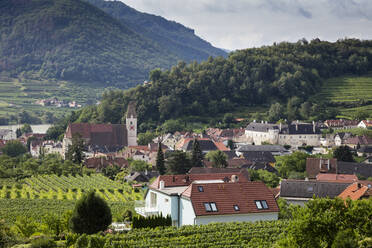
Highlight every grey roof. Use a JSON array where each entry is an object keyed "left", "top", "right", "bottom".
[
  {"left": 182, "top": 139, "right": 217, "bottom": 151},
  {"left": 358, "top": 146, "right": 372, "bottom": 153},
  {"left": 280, "top": 180, "right": 351, "bottom": 198},
  {"left": 246, "top": 122, "right": 279, "bottom": 132},
  {"left": 280, "top": 123, "right": 321, "bottom": 135},
  {"left": 247, "top": 162, "right": 278, "bottom": 174},
  {"left": 0, "top": 129, "right": 12, "bottom": 135},
  {"left": 237, "top": 145, "right": 287, "bottom": 153},
  {"left": 126, "top": 101, "right": 137, "bottom": 118},
  {"left": 338, "top": 162, "right": 372, "bottom": 178},
  {"left": 336, "top": 132, "right": 353, "bottom": 140},
  {"left": 241, "top": 151, "right": 276, "bottom": 163},
  {"left": 223, "top": 151, "right": 238, "bottom": 159}
]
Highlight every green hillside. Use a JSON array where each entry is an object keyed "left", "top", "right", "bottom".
[
  {"left": 85, "top": 0, "right": 227, "bottom": 62},
  {"left": 0, "top": 0, "right": 177, "bottom": 87},
  {"left": 71, "top": 39, "right": 372, "bottom": 129}
]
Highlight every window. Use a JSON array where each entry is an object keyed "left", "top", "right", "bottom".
[
  {"left": 307, "top": 186, "right": 314, "bottom": 193},
  {"left": 255, "top": 200, "right": 269, "bottom": 210},
  {"left": 233, "top": 205, "right": 240, "bottom": 211},
  {"left": 150, "top": 192, "right": 157, "bottom": 208},
  {"left": 255, "top": 200, "right": 262, "bottom": 209},
  {"left": 204, "top": 202, "right": 218, "bottom": 212},
  {"left": 204, "top": 203, "right": 212, "bottom": 212},
  {"left": 198, "top": 186, "right": 204, "bottom": 192}
]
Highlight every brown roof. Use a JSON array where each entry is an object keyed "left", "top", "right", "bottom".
[
  {"left": 150, "top": 172, "right": 249, "bottom": 189},
  {"left": 338, "top": 182, "right": 371, "bottom": 200},
  {"left": 345, "top": 135, "right": 372, "bottom": 146},
  {"left": 227, "top": 158, "right": 253, "bottom": 168},
  {"left": 306, "top": 158, "right": 338, "bottom": 178},
  {"left": 182, "top": 181, "right": 279, "bottom": 216},
  {"left": 324, "top": 120, "right": 359, "bottom": 127},
  {"left": 316, "top": 173, "right": 358, "bottom": 181},
  {"left": 84, "top": 156, "right": 129, "bottom": 170},
  {"left": 65, "top": 123, "right": 127, "bottom": 147}
]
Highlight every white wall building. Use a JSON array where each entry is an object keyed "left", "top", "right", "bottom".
[
  {"left": 136, "top": 173, "right": 279, "bottom": 227},
  {"left": 0, "top": 129, "right": 16, "bottom": 140},
  {"left": 245, "top": 121, "right": 321, "bottom": 148}
]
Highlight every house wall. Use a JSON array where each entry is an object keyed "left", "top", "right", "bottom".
[
  {"left": 281, "top": 197, "right": 309, "bottom": 206},
  {"left": 194, "top": 212, "right": 278, "bottom": 225},
  {"left": 245, "top": 130, "right": 278, "bottom": 145},
  {"left": 180, "top": 198, "right": 196, "bottom": 226},
  {"left": 145, "top": 189, "right": 179, "bottom": 225},
  {"left": 278, "top": 134, "right": 320, "bottom": 147}
]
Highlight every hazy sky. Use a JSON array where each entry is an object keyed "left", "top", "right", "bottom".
[{"left": 120, "top": 0, "right": 372, "bottom": 51}]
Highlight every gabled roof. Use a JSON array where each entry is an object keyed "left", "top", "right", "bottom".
[
  {"left": 182, "top": 181, "right": 279, "bottom": 216},
  {"left": 237, "top": 145, "right": 287, "bottom": 153},
  {"left": 306, "top": 158, "right": 338, "bottom": 178},
  {"left": 338, "top": 182, "right": 372, "bottom": 200},
  {"left": 180, "top": 138, "right": 229, "bottom": 152},
  {"left": 65, "top": 123, "right": 127, "bottom": 147},
  {"left": 357, "top": 146, "right": 372, "bottom": 153},
  {"left": 345, "top": 135, "right": 372, "bottom": 145},
  {"left": 126, "top": 101, "right": 137, "bottom": 118},
  {"left": 150, "top": 172, "right": 249, "bottom": 189},
  {"left": 280, "top": 123, "right": 320, "bottom": 135},
  {"left": 241, "top": 151, "right": 276, "bottom": 163},
  {"left": 280, "top": 180, "right": 351, "bottom": 199},
  {"left": 337, "top": 161, "right": 372, "bottom": 178},
  {"left": 227, "top": 158, "right": 253, "bottom": 168},
  {"left": 246, "top": 122, "right": 280, "bottom": 132},
  {"left": 316, "top": 173, "right": 358, "bottom": 181},
  {"left": 324, "top": 120, "right": 359, "bottom": 127}
]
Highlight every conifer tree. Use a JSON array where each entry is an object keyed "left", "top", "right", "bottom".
[
  {"left": 191, "top": 139, "right": 204, "bottom": 167},
  {"left": 156, "top": 142, "right": 166, "bottom": 175}
]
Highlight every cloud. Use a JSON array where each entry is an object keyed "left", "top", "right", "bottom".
[{"left": 120, "top": 0, "right": 372, "bottom": 50}]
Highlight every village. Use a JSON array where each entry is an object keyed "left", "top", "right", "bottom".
[{"left": 1, "top": 103, "right": 371, "bottom": 227}]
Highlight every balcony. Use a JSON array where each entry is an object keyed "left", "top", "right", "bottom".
[{"left": 135, "top": 201, "right": 159, "bottom": 217}]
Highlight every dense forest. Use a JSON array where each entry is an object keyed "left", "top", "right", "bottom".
[
  {"left": 85, "top": 0, "right": 227, "bottom": 62},
  {"left": 71, "top": 39, "right": 372, "bottom": 130},
  {"left": 0, "top": 0, "right": 224, "bottom": 88}
]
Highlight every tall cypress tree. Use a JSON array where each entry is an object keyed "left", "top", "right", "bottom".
[
  {"left": 191, "top": 139, "right": 204, "bottom": 167},
  {"left": 156, "top": 142, "right": 166, "bottom": 175}
]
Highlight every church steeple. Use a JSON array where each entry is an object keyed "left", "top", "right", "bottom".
[{"left": 126, "top": 101, "right": 137, "bottom": 146}]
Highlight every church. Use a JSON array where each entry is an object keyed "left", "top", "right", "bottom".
[{"left": 62, "top": 102, "right": 137, "bottom": 156}]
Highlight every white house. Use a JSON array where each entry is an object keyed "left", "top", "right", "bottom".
[
  {"left": 358, "top": 120, "right": 372, "bottom": 129},
  {"left": 0, "top": 129, "right": 16, "bottom": 140},
  {"left": 136, "top": 172, "right": 279, "bottom": 227},
  {"left": 245, "top": 121, "right": 321, "bottom": 148}
]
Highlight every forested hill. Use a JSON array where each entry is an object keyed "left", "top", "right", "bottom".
[
  {"left": 0, "top": 0, "right": 224, "bottom": 88},
  {"left": 85, "top": 0, "right": 227, "bottom": 62},
  {"left": 73, "top": 39, "right": 372, "bottom": 127}
]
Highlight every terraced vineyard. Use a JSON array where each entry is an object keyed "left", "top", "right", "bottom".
[
  {"left": 67, "top": 221, "right": 288, "bottom": 247},
  {"left": 0, "top": 174, "right": 142, "bottom": 202},
  {"left": 0, "top": 174, "right": 142, "bottom": 222},
  {"left": 315, "top": 73, "right": 372, "bottom": 103}
]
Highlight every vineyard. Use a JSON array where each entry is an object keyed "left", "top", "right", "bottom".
[
  {"left": 0, "top": 174, "right": 142, "bottom": 202},
  {"left": 68, "top": 221, "right": 287, "bottom": 247},
  {"left": 0, "top": 174, "right": 143, "bottom": 222}
]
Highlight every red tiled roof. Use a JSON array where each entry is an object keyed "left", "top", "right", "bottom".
[
  {"left": 150, "top": 172, "right": 249, "bottom": 189},
  {"left": 324, "top": 120, "right": 359, "bottom": 127},
  {"left": 182, "top": 181, "right": 279, "bottom": 216},
  {"left": 316, "top": 173, "right": 358, "bottom": 182},
  {"left": 346, "top": 135, "right": 372, "bottom": 145},
  {"left": 338, "top": 182, "right": 370, "bottom": 200}
]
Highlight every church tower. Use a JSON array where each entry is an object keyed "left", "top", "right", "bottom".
[{"left": 126, "top": 101, "right": 137, "bottom": 146}]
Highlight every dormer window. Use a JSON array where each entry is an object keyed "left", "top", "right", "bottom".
[
  {"left": 255, "top": 200, "right": 269, "bottom": 210},
  {"left": 233, "top": 205, "right": 240, "bottom": 211},
  {"left": 204, "top": 202, "right": 218, "bottom": 212},
  {"left": 198, "top": 186, "right": 204, "bottom": 192}
]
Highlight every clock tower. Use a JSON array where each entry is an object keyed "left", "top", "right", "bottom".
[{"left": 126, "top": 101, "right": 137, "bottom": 146}]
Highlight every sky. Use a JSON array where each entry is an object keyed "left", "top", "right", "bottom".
[{"left": 120, "top": 0, "right": 372, "bottom": 51}]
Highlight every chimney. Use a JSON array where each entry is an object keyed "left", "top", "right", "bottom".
[
  {"left": 296, "top": 120, "right": 299, "bottom": 131},
  {"left": 279, "top": 122, "right": 282, "bottom": 132},
  {"left": 313, "top": 121, "right": 316, "bottom": 133},
  {"left": 261, "top": 120, "right": 264, "bottom": 124},
  {"left": 159, "top": 180, "right": 165, "bottom": 190},
  {"left": 253, "top": 119, "right": 256, "bottom": 123},
  {"left": 357, "top": 183, "right": 362, "bottom": 189},
  {"left": 231, "top": 175, "right": 239, "bottom": 183}
]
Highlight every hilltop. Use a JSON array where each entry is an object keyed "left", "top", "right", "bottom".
[
  {"left": 85, "top": 0, "right": 227, "bottom": 62},
  {"left": 0, "top": 0, "right": 225, "bottom": 88}
]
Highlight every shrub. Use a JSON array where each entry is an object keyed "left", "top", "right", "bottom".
[
  {"left": 69, "top": 191, "right": 112, "bottom": 234},
  {"left": 30, "top": 236, "right": 57, "bottom": 248}
]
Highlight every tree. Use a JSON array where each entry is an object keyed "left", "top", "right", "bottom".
[
  {"left": 227, "top": 139, "right": 234, "bottom": 150},
  {"left": 206, "top": 150, "right": 228, "bottom": 168},
  {"left": 156, "top": 142, "right": 166, "bottom": 175},
  {"left": 20, "top": 123, "right": 32, "bottom": 134},
  {"left": 275, "top": 151, "right": 310, "bottom": 178},
  {"left": 130, "top": 160, "right": 150, "bottom": 172},
  {"left": 66, "top": 134, "right": 85, "bottom": 164},
  {"left": 248, "top": 169, "right": 280, "bottom": 187},
  {"left": 268, "top": 102, "right": 284, "bottom": 122},
  {"left": 15, "top": 128, "right": 22, "bottom": 138},
  {"left": 333, "top": 146, "right": 355, "bottom": 162},
  {"left": 1, "top": 140, "right": 27, "bottom": 157},
  {"left": 191, "top": 139, "right": 204, "bottom": 167},
  {"left": 166, "top": 151, "right": 191, "bottom": 174},
  {"left": 69, "top": 191, "right": 112, "bottom": 234},
  {"left": 138, "top": 131, "right": 157, "bottom": 145}
]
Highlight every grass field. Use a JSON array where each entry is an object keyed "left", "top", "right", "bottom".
[
  {"left": 0, "top": 174, "right": 142, "bottom": 223},
  {"left": 0, "top": 76, "right": 115, "bottom": 121}
]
